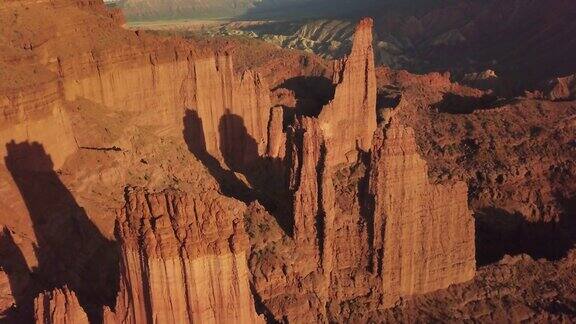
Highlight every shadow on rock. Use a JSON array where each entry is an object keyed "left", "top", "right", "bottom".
[
  {"left": 433, "top": 93, "right": 504, "bottom": 114},
  {"left": 475, "top": 207, "right": 576, "bottom": 267},
  {"left": 274, "top": 76, "right": 335, "bottom": 118},
  {"left": 0, "top": 227, "right": 30, "bottom": 319},
  {"left": 3, "top": 141, "right": 119, "bottom": 323},
  {"left": 183, "top": 109, "right": 293, "bottom": 236},
  {"left": 183, "top": 109, "right": 254, "bottom": 202}
]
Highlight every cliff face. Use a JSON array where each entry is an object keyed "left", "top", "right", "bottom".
[
  {"left": 378, "top": 63, "right": 576, "bottom": 268},
  {"left": 62, "top": 50, "right": 272, "bottom": 164},
  {"left": 1, "top": 0, "right": 272, "bottom": 171},
  {"left": 194, "top": 57, "right": 272, "bottom": 165},
  {"left": 369, "top": 121, "right": 476, "bottom": 307},
  {"left": 1, "top": 1, "right": 273, "bottom": 321},
  {"left": 106, "top": 188, "right": 261, "bottom": 324},
  {"left": 0, "top": 71, "right": 77, "bottom": 169}
]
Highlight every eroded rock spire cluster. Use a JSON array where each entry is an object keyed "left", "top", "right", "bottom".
[{"left": 0, "top": 2, "right": 476, "bottom": 322}]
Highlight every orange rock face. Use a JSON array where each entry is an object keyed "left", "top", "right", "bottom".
[
  {"left": 106, "top": 188, "right": 262, "bottom": 324},
  {"left": 0, "top": 2, "right": 481, "bottom": 319},
  {"left": 286, "top": 116, "right": 326, "bottom": 271},
  {"left": 318, "top": 18, "right": 377, "bottom": 167},
  {"left": 369, "top": 121, "right": 476, "bottom": 306},
  {"left": 185, "top": 56, "right": 272, "bottom": 165},
  {"left": 245, "top": 16, "right": 476, "bottom": 321},
  {"left": 33, "top": 287, "right": 89, "bottom": 324},
  {"left": 0, "top": 0, "right": 273, "bottom": 172}
]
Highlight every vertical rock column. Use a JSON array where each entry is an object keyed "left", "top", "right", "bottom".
[
  {"left": 107, "top": 188, "right": 262, "bottom": 324},
  {"left": 266, "top": 106, "right": 286, "bottom": 159},
  {"left": 318, "top": 17, "right": 377, "bottom": 167},
  {"left": 287, "top": 16, "right": 378, "bottom": 265},
  {"left": 287, "top": 117, "right": 326, "bottom": 273},
  {"left": 369, "top": 121, "right": 476, "bottom": 307}
]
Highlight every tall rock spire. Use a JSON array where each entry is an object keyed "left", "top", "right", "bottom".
[
  {"left": 318, "top": 17, "right": 377, "bottom": 167},
  {"left": 286, "top": 16, "right": 377, "bottom": 278}
]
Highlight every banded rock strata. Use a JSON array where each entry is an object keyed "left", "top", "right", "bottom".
[
  {"left": 105, "top": 188, "right": 262, "bottom": 324},
  {"left": 369, "top": 121, "right": 475, "bottom": 307},
  {"left": 0, "top": 0, "right": 272, "bottom": 170}
]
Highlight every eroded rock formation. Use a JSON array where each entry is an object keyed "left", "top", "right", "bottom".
[
  {"left": 106, "top": 188, "right": 262, "bottom": 324},
  {"left": 245, "top": 16, "right": 476, "bottom": 321},
  {"left": 318, "top": 18, "right": 377, "bottom": 167},
  {"left": 369, "top": 121, "right": 475, "bottom": 306},
  {"left": 3, "top": 0, "right": 572, "bottom": 322},
  {"left": 33, "top": 287, "right": 89, "bottom": 324},
  {"left": 0, "top": 0, "right": 273, "bottom": 172}
]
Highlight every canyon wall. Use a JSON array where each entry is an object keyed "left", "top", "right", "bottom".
[
  {"left": 60, "top": 50, "right": 272, "bottom": 163},
  {"left": 106, "top": 188, "right": 262, "bottom": 324},
  {"left": 1, "top": 1, "right": 273, "bottom": 321},
  {"left": 0, "top": 0, "right": 272, "bottom": 171},
  {"left": 0, "top": 72, "right": 77, "bottom": 169}
]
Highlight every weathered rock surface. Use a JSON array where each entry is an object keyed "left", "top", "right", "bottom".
[
  {"left": 1, "top": 0, "right": 274, "bottom": 321},
  {"left": 33, "top": 287, "right": 89, "bottom": 324},
  {"left": 245, "top": 17, "right": 476, "bottom": 322},
  {"left": 369, "top": 121, "right": 476, "bottom": 306},
  {"left": 318, "top": 17, "right": 377, "bottom": 167},
  {"left": 187, "top": 56, "right": 272, "bottom": 166},
  {"left": 353, "top": 250, "right": 576, "bottom": 323},
  {"left": 0, "top": 0, "right": 273, "bottom": 171},
  {"left": 287, "top": 117, "right": 324, "bottom": 265},
  {"left": 106, "top": 188, "right": 262, "bottom": 324},
  {"left": 376, "top": 65, "right": 576, "bottom": 266}
]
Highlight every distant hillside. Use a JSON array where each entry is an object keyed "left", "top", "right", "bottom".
[
  {"left": 119, "top": 0, "right": 313, "bottom": 20},
  {"left": 119, "top": 0, "right": 377, "bottom": 20}
]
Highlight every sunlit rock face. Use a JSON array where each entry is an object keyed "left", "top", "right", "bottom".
[{"left": 105, "top": 188, "right": 263, "bottom": 324}]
